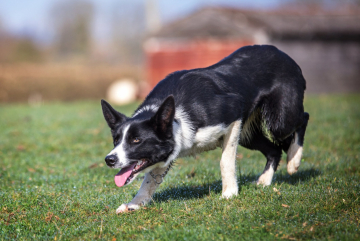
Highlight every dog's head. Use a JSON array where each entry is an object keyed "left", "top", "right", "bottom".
[{"left": 101, "top": 96, "right": 175, "bottom": 187}]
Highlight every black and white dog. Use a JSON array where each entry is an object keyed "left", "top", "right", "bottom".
[{"left": 101, "top": 45, "right": 309, "bottom": 213}]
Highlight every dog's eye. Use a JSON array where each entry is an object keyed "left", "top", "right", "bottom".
[
  {"left": 132, "top": 138, "right": 141, "bottom": 143},
  {"left": 113, "top": 138, "right": 118, "bottom": 144}
]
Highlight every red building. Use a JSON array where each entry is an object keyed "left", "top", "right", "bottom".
[
  {"left": 144, "top": 7, "right": 360, "bottom": 93},
  {"left": 144, "top": 39, "right": 253, "bottom": 89}
]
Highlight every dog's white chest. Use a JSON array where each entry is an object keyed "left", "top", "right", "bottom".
[
  {"left": 194, "top": 124, "right": 230, "bottom": 148},
  {"left": 178, "top": 124, "right": 232, "bottom": 157}
]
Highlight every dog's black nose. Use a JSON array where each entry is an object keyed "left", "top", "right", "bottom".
[{"left": 105, "top": 155, "right": 117, "bottom": 166}]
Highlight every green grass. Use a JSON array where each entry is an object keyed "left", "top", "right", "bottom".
[{"left": 1, "top": 95, "right": 359, "bottom": 240}]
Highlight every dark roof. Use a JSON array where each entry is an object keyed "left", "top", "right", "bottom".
[{"left": 152, "top": 7, "right": 360, "bottom": 41}]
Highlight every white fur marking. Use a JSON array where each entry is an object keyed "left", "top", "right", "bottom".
[
  {"left": 133, "top": 104, "right": 159, "bottom": 117},
  {"left": 220, "top": 120, "right": 241, "bottom": 199},
  {"left": 175, "top": 107, "right": 194, "bottom": 150},
  {"left": 163, "top": 106, "right": 195, "bottom": 166},
  {"left": 195, "top": 124, "right": 228, "bottom": 148},
  {"left": 108, "top": 124, "right": 130, "bottom": 168},
  {"left": 257, "top": 165, "right": 275, "bottom": 186},
  {"left": 287, "top": 132, "right": 303, "bottom": 175}
]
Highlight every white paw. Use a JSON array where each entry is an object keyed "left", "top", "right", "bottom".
[
  {"left": 257, "top": 175, "right": 272, "bottom": 186},
  {"left": 257, "top": 166, "right": 274, "bottom": 186},
  {"left": 116, "top": 204, "right": 129, "bottom": 214},
  {"left": 287, "top": 160, "right": 299, "bottom": 175},
  {"left": 115, "top": 203, "right": 141, "bottom": 214},
  {"left": 221, "top": 188, "right": 238, "bottom": 199},
  {"left": 286, "top": 137, "right": 303, "bottom": 175},
  {"left": 287, "top": 148, "right": 302, "bottom": 175},
  {"left": 127, "top": 203, "right": 141, "bottom": 211}
]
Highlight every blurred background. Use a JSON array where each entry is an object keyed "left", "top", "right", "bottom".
[{"left": 0, "top": 0, "right": 359, "bottom": 105}]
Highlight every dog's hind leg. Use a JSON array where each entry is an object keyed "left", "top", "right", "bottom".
[
  {"left": 116, "top": 165, "right": 168, "bottom": 214},
  {"left": 257, "top": 146, "right": 282, "bottom": 186},
  {"left": 220, "top": 120, "right": 241, "bottom": 199},
  {"left": 243, "top": 129, "right": 283, "bottom": 186},
  {"left": 286, "top": 112, "right": 309, "bottom": 175}
]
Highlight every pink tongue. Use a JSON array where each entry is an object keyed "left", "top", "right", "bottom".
[{"left": 114, "top": 163, "right": 137, "bottom": 187}]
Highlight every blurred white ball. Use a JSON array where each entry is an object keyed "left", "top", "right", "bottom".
[{"left": 106, "top": 79, "right": 138, "bottom": 105}]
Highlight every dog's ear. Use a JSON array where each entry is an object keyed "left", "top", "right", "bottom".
[
  {"left": 101, "top": 99, "right": 127, "bottom": 130},
  {"left": 151, "top": 95, "right": 175, "bottom": 139}
]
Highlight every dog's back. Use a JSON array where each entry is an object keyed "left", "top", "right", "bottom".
[{"left": 137, "top": 45, "right": 306, "bottom": 141}]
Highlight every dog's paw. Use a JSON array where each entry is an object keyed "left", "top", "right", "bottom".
[
  {"left": 257, "top": 166, "right": 274, "bottom": 186},
  {"left": 221, "top": 189, "right": 238, "bottom": 199},
  {"left": 257, "top": 176, "right": 272, "bottom": 186},
  {"left": 287, "top": 155, "right": 302, "bottom": 175},
  {"left": 287, "top": 161, "right": 300, "bottom": 175},
  {"left": 287, "top": 143, "right": 303, "bottom": 175},
  {"left": 116, "top": 204, "right": 129, "bottom": 214},
  {"left": 115, "top": 203, "right": 141, "bottom": 214}
]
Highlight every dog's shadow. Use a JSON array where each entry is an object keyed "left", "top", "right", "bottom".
[{"left": 152, "top": 168, "right": 321, "bottom": 203}]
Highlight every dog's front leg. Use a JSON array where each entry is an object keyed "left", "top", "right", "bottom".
[
  {"left": 220, "top": 120, "right": 241, "bottom": 199},
  {"left": 116, "top": 165, "right": 168, "bottom": 214}
]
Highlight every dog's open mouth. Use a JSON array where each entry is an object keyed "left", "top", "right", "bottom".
[{"left": 114, "top": 159, "right": 151, "bottom": 187}]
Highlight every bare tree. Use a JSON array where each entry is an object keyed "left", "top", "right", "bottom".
[
  {"left": 110, "top": 0, "right": 147, "bottom": 64},
  {"left": 50, "top": 0, "right": 94, "bottom": 57}
]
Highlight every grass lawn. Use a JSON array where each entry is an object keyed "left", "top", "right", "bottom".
[{"left": 1, "top": 95, "right": 359, "bottom": 240}]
